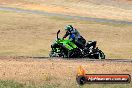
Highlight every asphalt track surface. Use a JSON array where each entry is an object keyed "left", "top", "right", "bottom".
[
  {"left": 13, "top": 56, "right": 131, "bottom": 63},
  {"left": 0, "top": 6, "right": 132, "bottom": 25},
  {"left": 0, "top": 6, "right": 131, "bottom": 62}
]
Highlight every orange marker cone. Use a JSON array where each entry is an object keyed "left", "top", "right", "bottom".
[{"left": 77, "top": 66, "right": 86, "bottom": 76}]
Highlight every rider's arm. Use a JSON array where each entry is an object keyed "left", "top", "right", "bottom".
[{"left": 63, "top": 31, "right": 69, "bottom": 38}]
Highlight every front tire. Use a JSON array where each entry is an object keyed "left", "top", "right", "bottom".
[{"left": 49, "top": 51, "right": 59, "bottom": 57}]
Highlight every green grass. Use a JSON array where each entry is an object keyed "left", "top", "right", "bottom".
[
  {"left": 0, "top": 51, "right": 18, "bottom": 56},
  {"left": 0, "top": 80, "right": 131, "bottom": 88},
  {"left": 0, "top": 80, "right": 25, "bottom": 88},
  {"left": 81, "top": 84, "right": 132, "bottom": 88},
  {"left": 0, "top": 10, "right": 12, "bottom": 13}
]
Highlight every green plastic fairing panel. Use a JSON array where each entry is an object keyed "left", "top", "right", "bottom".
[{"left": 56, "top": 39, "right": 77, "bottom": 50}]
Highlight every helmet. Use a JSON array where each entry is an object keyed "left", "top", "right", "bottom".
[{"left": 64, "top": 25, "right": 73, "bottom": 31}]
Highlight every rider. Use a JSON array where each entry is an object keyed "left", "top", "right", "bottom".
[{"left": 63, "top": 25, "right": 86, "bottom": 49}]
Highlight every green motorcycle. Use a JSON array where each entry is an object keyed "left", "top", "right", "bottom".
[{"left": 49, "top": 30, "right": 105, "bottom": 59}]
